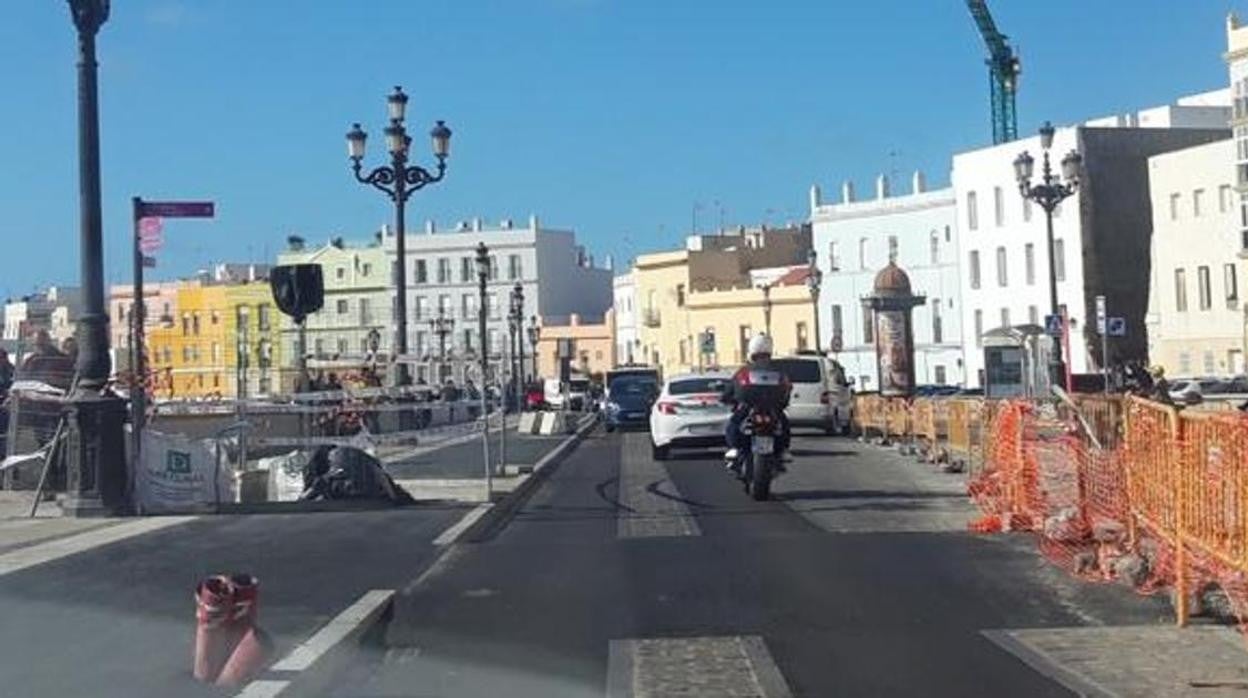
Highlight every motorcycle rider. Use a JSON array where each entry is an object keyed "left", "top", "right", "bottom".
[{"left": 723, "top": 334, "right": 792, "bottom": 475}]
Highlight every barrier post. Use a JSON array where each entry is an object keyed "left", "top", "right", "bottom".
[{"left": 1171, "top": 406, "right": 1188, "bottom": 627}]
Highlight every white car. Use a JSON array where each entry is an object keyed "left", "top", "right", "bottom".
[
  {"left": 772, "top": 354, "right": 853, "bottom": 435},
  {"left": 649, "top": 372, "right": 734, "bottom": 460}
]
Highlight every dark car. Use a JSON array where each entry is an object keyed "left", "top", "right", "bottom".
[{"left": 604, "top": 377, "right": 658, "bottom": 431}]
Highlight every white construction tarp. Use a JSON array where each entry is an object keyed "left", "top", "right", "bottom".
[{"left": 134, "top": 429, "right": 233, "bottom": 513}]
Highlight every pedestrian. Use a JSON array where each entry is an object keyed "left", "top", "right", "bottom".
[
  {"left": 20, "top": 330, "right": 66, "bottom": 387},
  {"left": 0, "top": 348, "right": 14, "bottom": 398}
]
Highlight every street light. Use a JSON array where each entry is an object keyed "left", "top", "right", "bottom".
[
  {"left": 427, "top": 307, "right": 455, "bottom": 384},
  {"left": 1015, "top": 120, "right": 1082, "bottom": 389},
  {"left": 346, "top": 86, "right": 451, "bottom": 386},
  {"left": 509, "top": 283, "right": 525, "bottom": 410},
  {"left": 761, "top": 283, "right": 774, "bottom": 336},
  {"left": 806, "top": 248, "right": 823, "bottom": 353},
  {"left": 527, "top": 317, "right": 540, "bottom": 381},
  {"left": 474, "top": 242, "right": 493, "bottom": 487},
  {"left": 64, "top": 0, "right": 128, "bottom": 515}
]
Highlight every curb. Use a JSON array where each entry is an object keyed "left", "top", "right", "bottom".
[{"left": 461, "top": 413, "right": 599, "bottom": 544}]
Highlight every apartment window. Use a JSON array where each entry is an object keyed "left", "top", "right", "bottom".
[
  {"left": 462, "top": 293, "right": 475, "bottom": 320},
  {"left": 460, "top": 257, "right": 473, "bottom": 283},
  {"left": 1198, "top": 265, "right": 1212, "bottom": 310},
  {"left": 934, "top": 366, "right": 947, "bottom": 385},
  {"left": 858, "top": 238, "right": 868, "bottom": 270},
  {"left": 211, "top": 310, "right": 220, "bottom": 325},
  {"left": 1226, "top": 264, "right": 1239, "bottom": 306},
  {"left": 192, "top": 313, "right": 201, "bottom": 335},
  {"left": 676, "top": 284, "right": 686, "bottom": 307},
  {"left": 358, "top": 298, "right": 370, "bottom": 324},
  {"left": 887, "top": 235, "right": 898, "bottom": 263},
  {"left": 414, "top": 259, "right": 428, "bottom": 284},
  {"left": 438, "top": 294, "right": 451, "bottom": 314},
  {"left": 1054, "top": 239, "right": 1066, "bottom": 281},
  {"left": 314, "top": 338, "right": 325, "bottom": 357},
  {"left": 1220, "top": 185, "right": 1233, "bottom": 213},
  {"left": 796, "top": 322, "right": 809, "bottom": 351},
  {"left": 828, "top": 242, "right": 840, "bottom": 271},
  {"left": 1000, "top": 307, "right": 1010, "bottom": 329},
  {"left": 1022, "top": 197, "right": 1032, "bottom": 222},
  {"left": 862, "top": 308, "right": 874, "bottom": 344},
  {"left": 488, "top": 329, "right": 499, "bottom": 354},
  {"left": 1204, "top": 350, "right": 1216, "bottom": 374},
  {"left": 1179, "top": 351, "right": 1192, "bottom": 375},
  {"left": 929, "top": 231, "right": 939, "bottom": 265},
  {"left": 182, "top": 314, "right": 190, "bottom": 336},
  {"left": 463, "top": 329, "right": 474, "bottom": 352},
  {"left": 437, "top": 258, "right": 451, "bottom": 283},
  {"left": 488, "top": 293, "right": 499, "bottom": 319},
  {"left": 931, "top": 299, "right": 942, "bottom": 344},
  {"left": 337, "top": 338, "right": 349, "bottom": 355},
  {"left": 945, "top": 225, "right": 952, "bottom": 242},
  {"left": 508, "top": 254, "right": 522, "bottom": 280},
  {"left": 974, "top": 310, "right": 984, "bottom": 347},
  {"left": 996, "top": 246, "right": 1008, "bottom": 287},
  {"left": 967, "top": 191, "right": 979, "bottom": 230},
  {"left": 1175, "top": 268, "right": 1188, "bottom": 312},
  {"left": 1028, "top": 305, "right": 1039, "bottom": 325},
  {"left": 738, "top": 325, "right": 752, "bottom": 363},
  {"left": 211, "top": 343, "right": 221, "bottom": 364},
  {"left": 415, "top": 296, "right": 428, "bottom": 320},
  {"left": 993, "top": 186, "right": 1005, "bottom": 227},
  {"left": 415, "top": 331, "right": 427, "bottom": 356},
  {"left": 361, "top": 263, "right": 372, "bottom": 277},
  {"left": 969, "top": 250, "right": 981, "bottom": 289},
  {"left": 830, "top": 305, "right": 843, "bottom": 344},
  {"left": 489, "top": 256, "right": 499, "bottom": 280},
  {"left": 1169, "top": 193, "right": 1181, "bottom": 221},
  {"left": 1193, "top": 189, "right": 1206, "bottom": 218},
  {"left": 1024, "top": 243, "right": 1035, "bottom": 285},
  {"left": 258, "top": 304, "right": 271, "bottom": 331},
  {"left": 337, "top": 299, "right": 349, "bottom": 314},
  {"left": 678, "top": 338, "right": 687, "bottom": 365}
]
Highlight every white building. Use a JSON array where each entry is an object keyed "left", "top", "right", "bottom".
[
  {"left": 953, "top": 97, "right": 1228, "bottom": 387},
  {"left": 810, "top": 173, "right": 964, "bottom": 389},
  {"left": 3, "top": 286, "right": 83, "bottom": 343},
  {"left": 1145, "top": 139, "right": 1244, "bottom": 376},
  {"left": 387, "top": 215, "right": 612, "bottom": 384},
  {"left": 613, "top": 271, "right": 640, "bottom": 365}
]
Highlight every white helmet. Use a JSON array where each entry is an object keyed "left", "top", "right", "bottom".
[{"left": 747, "top": 333, "right": 774, "bottom": 359}]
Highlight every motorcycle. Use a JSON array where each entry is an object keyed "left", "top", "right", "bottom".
[{"left": 726, "top": 408, "right": 784, "bottom": 501}]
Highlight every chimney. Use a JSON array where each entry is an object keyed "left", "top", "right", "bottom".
[
  {"left": 529, "top": 214, "right": 540, "bottom": 231},
  {"left": 456, "top": 220, "right": 470, "bottom": 232},
  {"left": 424, "top": 220, "right": 435, "bottom": 234},
  {"left": 604, "top": 254, "right": 614, "bottom": 271},
  {"left": 501, "top": 218, "right": 513, "bottom": 230},
  {"left": 381, "top": 224, "right": 392, "bottom": 237},
  {"left": 570, "top": 313, "right": 581, "bottom": 327},
  {"left": 876, "top": 174, "right": 890, "bottom": 200},
  {"left": 841, "top": 180, "right": 856, "bottom": 203},
  {"left": 912, "top": 170, "right": 926, "bottom": 194},
  {"left": 286, "top": 235, "right": 305, "bottom": 251},
  {"left": 472, "top": 217, "right": 482, "bottom": 232},
  {"left": 809, "top": 184, "right": 822, "bottom": 211}
]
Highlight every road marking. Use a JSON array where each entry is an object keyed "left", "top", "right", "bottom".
[
  {"left": 616, "top": 433, "right": 701, "bottom": 539},
  {"left": 606, "top": 635, "right": 793, "bottom": 698},
  {"left": 233, "top": 680, "right": 290, "bottom": 698},
  {"left": 433, "top": 503, "right": 493, "bottom": 545},
  {"left": 0, "top": 515, "right": 196, "bottom": 577},
  {"left": 268, "top": 589, "right": 394, "bottom": 673}
]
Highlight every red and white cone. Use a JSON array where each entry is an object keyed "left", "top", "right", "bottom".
[{"left": 192, "top": 576, "right": 235, "bottom": 682}]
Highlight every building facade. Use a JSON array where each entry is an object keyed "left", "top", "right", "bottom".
[
  {"left": 534, "top": 312, "right": 616, "bottom": 379},
  {"left": 952, "top": 111, "right": 1228, "bottom": 387},
  {"left": 108, "top": 281, "right": 181, "bottom": 373},
  {"left": 612, "top": 272, "right": 640, "bottom": 365},
  {"left": 3, "top": 286, "right": 83, "bottom": 343},
  {"left": 810, "top": 174, "right": 964, "bottom": 389},
  {"left": 387, "top": 216, "right": 612, "bottom": 385},
  {"left": 1226, "top": 12, "right": 1248, "bottom": 371}
]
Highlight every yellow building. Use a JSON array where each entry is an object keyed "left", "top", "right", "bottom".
[
  {"left": 147, "top": 280, "right": 281, "bottom": 398},
  {"left": 632, "top": 225, "right": 814, "bottom": 377},
  {"left": 535, "top": 311, "right": 616, "bottom": 379}
]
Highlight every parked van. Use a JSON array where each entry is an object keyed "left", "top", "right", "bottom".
[
  {"left": 544, "top": 374, "right": 590, "bottom": 410},
  {"left": 772, "top": 354, "right": 853, "bottom": 435}
]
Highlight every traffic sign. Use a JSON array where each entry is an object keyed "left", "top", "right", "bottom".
[
  {"left": 1095, "top": 295, "right": 1107, "bottom": 335},
  {"left": 138, "top": 216, "right": 163, "bottom": 254},
  {"left": 829, "top": 332, "right": 843, "bottom": 353},
  {"left": 137, "top": 201, "right": 215, "bottom": 218},
  {"left": 1107, "top": 317, "right": 1126, "bottom": 337},
  {"left": 1044, "top": 314, "right": 1063, "bottom": 337},
  {"left": 699, "top": 331, "right": 715, "bottom": 355}
]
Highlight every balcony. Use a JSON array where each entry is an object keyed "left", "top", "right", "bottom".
[{"left": 642, "top": 308, "right": 661, "bottom": 328}]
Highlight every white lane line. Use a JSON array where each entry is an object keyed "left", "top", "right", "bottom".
[
  {"left": 233, "top": 679, "right": 290, "bottom": 698},
  {"left": 433, "top": 503, "right": 493, "bottom": 546},
  {"left": 0, "top": 516, "right": 197, "bottom": 578},
  {"left": 617, "top": 433, "right": 701, "bottom": 539},
  {"left": 268, "top": 588, "right": 394, "bottom": 673},
  {"left": 606, "top": 635, "right": 793, "bottom": 698}
]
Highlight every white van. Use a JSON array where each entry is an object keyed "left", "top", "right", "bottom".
[
  {"left": 772, "top": 354, "right": 853, "bottom": 435},
  {"left": 544, "top": 375, "right": 590, "bottom": 410}
]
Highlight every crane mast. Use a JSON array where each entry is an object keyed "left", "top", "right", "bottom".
[{"left": 967, "top": 0, "right": 1020, "bottom": 144}]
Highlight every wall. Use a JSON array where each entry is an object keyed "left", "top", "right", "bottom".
[
  {"left": 613, "top": 272, "right": 639, "bottom": 365},
  {"left": 224, "top": 282, "right": 283, "bottom": 396},
  {"left": 278, "top": 242, "right": 390, "bottom": 369},
  {"left": 1146, "top": 138, "right": 1246, "bottom": 375},
  {"left": 535, "top": 311, "right": 616, "bottom": 379},
  {"left": 633, "top": 250, "right": 691, "bottom": 377},
  {"left": 148, "top": 284, "right": 229, "bottom": 397},
  {"left": 684, "top": 284, "right": 815, "bottom": 373}
]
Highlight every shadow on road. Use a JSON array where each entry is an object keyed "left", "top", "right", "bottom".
[
  {"left": 776, "top": 489, "right": 964, "bottom": 502},
  {"left": 788, "top": 448, "right": 857, "bottom": 458}
]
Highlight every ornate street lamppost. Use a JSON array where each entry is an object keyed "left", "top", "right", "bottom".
[
  {"left": 427, "top": 306, "right": 455, "bottom": 384},
  {"left": 474, "top": 242, "right": 492, "bottom": 489},
  {"left": 527, "top": 318, "right": 540, "bottom": 381},
  {"left": 806, "top": 248, "right": 823, "bottom": 353},
  {"left": 346, "top": 87, "right": 451, "bottom": 386},
  {"left": 509, "top": 283, "right": 525, "bottom": 408},
  {"left": 64, "top": 0, "right": 127, "bottom": 515},
  {"left": 1014, "top": 120, "right": 1082, "bottom": 389},
  {"left": 761, "top": 283, "right": 774, "bottom": 336}
]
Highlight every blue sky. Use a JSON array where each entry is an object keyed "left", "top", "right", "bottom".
[{"left": 0, "top": 0, "right": 1237, "bottom": 298}]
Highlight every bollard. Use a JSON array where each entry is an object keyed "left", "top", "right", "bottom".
[{"left": 192, "top": 576, "right": 235, "bottom": 682}]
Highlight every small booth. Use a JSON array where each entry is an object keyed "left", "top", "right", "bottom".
[
  {"left": 981, "top": 324, "right": 1053, "bottom": 399},
  {"left": 862, "top": 262, "right": 926, "bottom": 398}
]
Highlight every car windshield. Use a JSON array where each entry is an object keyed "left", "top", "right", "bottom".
[
  {"left": 611, "top": 379, "right": 656, "bottom": 397},
  {"left": 771, "top": 358, "right": 821, "bottom": 383},
  {"left": 668, "top": 377, "right": 731, "bottom": 395}
]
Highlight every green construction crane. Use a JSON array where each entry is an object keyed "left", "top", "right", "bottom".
[{"left": 966, "top": 0, "right": 1020, "bottom": 144}]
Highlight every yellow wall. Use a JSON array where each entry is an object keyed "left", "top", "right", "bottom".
[
  {"left": 634, "top": 250, "right": 692, "bottom": 378},
  {"left": 146, "top": 281, "right": 282, "bottom": 398},
  {"left": 535, "top": 310, "right": 616, "bottom": 379},
  {"left": 685, "top": 285, "right": 815, "bottom": 371}
]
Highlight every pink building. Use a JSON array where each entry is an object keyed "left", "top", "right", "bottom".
[{"left": 107, "top": 282, "right": 181, "bottom": 371}]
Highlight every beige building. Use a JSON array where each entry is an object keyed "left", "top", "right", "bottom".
[
  {"left": 633, "top": 225, "right": 813, "bottom": 378},
  {"left": 534, "top": 311, "right": 616, "bottom": 379}
]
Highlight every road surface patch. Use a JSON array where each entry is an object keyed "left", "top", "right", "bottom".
[
  {"left": 607, "top": 635, "right": 793, "bottom": 698},
  {"left": 617, "top": 433, "right": 701, "bottom": 539},
  {"left": 0, "top": 515, "right": 196, "bottom": 577},
  {"left": 984, "top": 625, "right": 1248, "bottom": 697}
]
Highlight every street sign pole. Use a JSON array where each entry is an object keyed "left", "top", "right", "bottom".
[
  {"left": 130, "top": 197, "right": 144, "bottom": 496},
  {"left": 1096, "top": 295, "right": 1109, "bottom": 394}
]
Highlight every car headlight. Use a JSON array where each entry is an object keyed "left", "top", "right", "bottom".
[{"left": 606, "top": 402, "right": 621, "bottom": 413}]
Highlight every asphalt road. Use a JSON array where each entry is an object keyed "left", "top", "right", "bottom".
[{"left": 326, "top": 426, "right": 1171, "bottom": 697}]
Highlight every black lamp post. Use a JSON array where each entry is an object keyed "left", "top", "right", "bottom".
[
  {"left": 1014, "top": 120, "right": 1082, "bottom": 389},
  {"left": 806, "top": 248, "right": 823, "bottom": 353},
  {"left": 509, "top": 283, "right": 525, "bottom": 407},
  {"left": 474, "top": 243, "right": 491, "bottom": 387},
  {"left": 346, "top": 87, "right": 451, "bottom": 387},
  {"left": 527, "top": 318, "right": 540, "bottom": 381},
  {"left": 64, "top": 0, "right": 127, "bottom": 516},
  {"left": 761, "top": 283, "right": 774, "bottom": 336},
  {"left": 428, "top": 307, "right": 454, "bottom": 384}
]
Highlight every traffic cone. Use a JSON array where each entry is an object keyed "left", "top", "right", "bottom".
[
  {"left": 192, "top": 576, "right": 235, "bottom": 682},
  {"left": 214, "top": 625, "right": 274, "bottom": 687}
]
